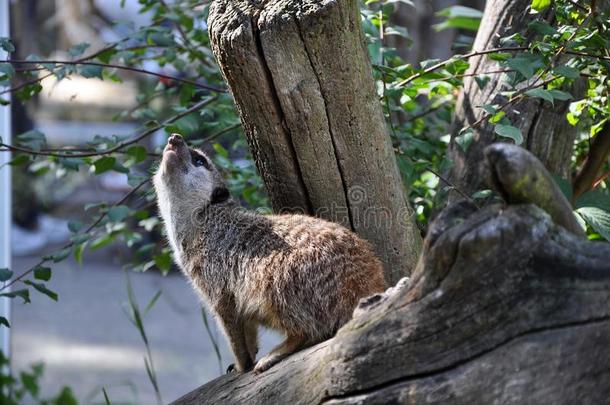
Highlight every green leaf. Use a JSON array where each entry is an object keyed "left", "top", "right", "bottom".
[
  {"left": 93, "top": 156, "right": 116, "bottom": 174},
  {"left": 0, "top": 316, "right": 9, "bottom": 328},
  {"left": 553, "top": 65, "right": 580, "bottom": 79},
  {"left": 68, "top": 220, "right": 83, "bottom": 233},
  {"left": 68, "top": 42, "right": 90, "bottom": 57},
  {"left": 528, "top": 21, "right": 557, "bottom": 36},
  {"left": 576, "top": 190, "right": 610, "bottom": 212},
  {"left": 33, "top": 266, "right": 52, "bottom": 281},
  {"left": 531, "top": 0, "right": 552, "bottom": 12},
  {"left": 45, "top": 247, "right": 72, "bottom": 263},
  {"left": 455, "top": 128, "right": 474, "bottom": 152},
  {"left": 74, "top": 242, "right": 88, "bottom": 265},
  {"left": 90, "top": 234, "right": 116, "bottom": 251},
  {"left": 24, "top": 280, "right": 58, "bottom": 301},
  {"left": 143, "top": 290, "right": 162, "bottom": 317},
  {"left": 490, "top": 111, "right": 506, "bottom": 124},
  {"left": 506, "top": 57, "right": 536, "bottom": 79},
  {"left": 53, "top": 387, "right": 78, "bottom": 405},
  {"left": 548, "top": 90, "right": 573, "bottom": 101},
  {"left": 0, "top": 289, "right": 30, "bottom": 304},
  {"left": 17, "top": 130, "right": 47, "bottom": 151},
  {"left": 153, "top": 251, "right": 172, "bottom": 275},
  {"left": 80, "top": 65, "right": 103, "bottom": 79},
  {"left": 9, "top": 155, "right": 31, "bottom": 166},
  {"left": 0, "top": 268, "right": 13, "bottom": 282},
  {"left": 0, "top": 37, "right": 15, "bottom": 52},
  {"left": 0, "top": 63, "right": 15, "bottom": 79},
  {"left": 576, "top": 207, "right": 610, "bottom": 241},
  {"left": 494, "top": 125, "right": 523, "bottom": 145},
  {"left": 126, "top": 146, "right": 148, "bottom": 163},
  {"left": 435, "top": 6, "right": 482, "bottom": 31},
  {"left": 525, "top": 88, "right": 554, "bottom": 104},
  {"left": 472, "top": 189, "right": 493, "bottom": 199},
  {"left": 108, "top": 205, "right": 130, "bottom": 222}
]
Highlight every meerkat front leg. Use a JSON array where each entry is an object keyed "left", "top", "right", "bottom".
[
  {"left": 215, "top": 300, "right": 253, "bottom": 372},
  {"left": 253, "top": 334, "right": 308, "bottom": 374},
  {"left": 244, "top": 319, "right": 259, "bottom": 361}
]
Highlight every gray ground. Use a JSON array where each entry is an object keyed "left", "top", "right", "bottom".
[{"left": 11, "top": 253, "right": 280, "bottom": 404}]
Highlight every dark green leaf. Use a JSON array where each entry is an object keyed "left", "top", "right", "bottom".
[
  {"left": 17, "top": 130, "right": 46, "bottom": 151},
  {"left": 108, "top": 205, "right": 130, "bottom": 222},
  {"left": 525, "top": 88, "right": 554, "bottom": 104},
  {"left": 0, "top": 37, "right": 15, "bottom": 52},
  {"left": 553, "top": 65, "right": 580, "bottom": 79},
  {"left": 528, "top": 21, "right": 558, "bottom": 36},
  {"left": 0, "top": 289, "right": 30, "bottom": 304},
  {"left": 0, "top": 316, "right": 9, "bottom": 328},
  {"left": 24, "top": 280, "right": 58, "bottom": 301},
  {"left": 494, "top": 124, "right": 523, "bottom": 145},
  {"left": 576, "top": 189, "right": 610, "bottom": 212},
  {"left": 153, "top": 251, "right": 172, "bottom": 275},
  {"left": 548, "top": 90, "right": 573, "bottom": 101},
  {"left": 506, "top": 57, "right": 536, "bottom": 79},
  {"left": 44, "top": 247, "right": 72, "bottom": 263},
  {"left": 68, "top": 42, "right": 90, "bottom": 57},
  {"left": 126, "top": 146, "right": 148, "bottom": 163},
  {"left": 67, "top": 220, "right": 83, "bottom": 233},
  {"left": 80, "top": 65, "right": 104, "bottom": 79},
  {"left": 0, "top": 268, "right": 13, "bottom": 282},
  {"left": 93, "top": 156, "right": 116, "bottom": 174},
  {"left": 33, "top": 266, "right": 52, "bottom": 281},
  {"left": 52, "top": 387, "right": 78, "bottom": 405},
  {"left": 9, "top": 155, "right": 31, "bottom": 166}
]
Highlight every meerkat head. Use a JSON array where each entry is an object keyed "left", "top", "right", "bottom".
[{"left": 153, "top": 133, "right": 231, "bottom": 207}]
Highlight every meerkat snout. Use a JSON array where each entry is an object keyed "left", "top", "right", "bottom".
[{"left": 153, "top": 133, "right": 386, "bottom": 375}]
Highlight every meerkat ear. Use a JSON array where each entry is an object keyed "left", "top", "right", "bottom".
[{"left": 210, "top": 187, "right": 230, "bottom": 205}]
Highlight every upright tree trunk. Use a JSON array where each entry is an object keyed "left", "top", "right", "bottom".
[
  {"left": 447, "top": 0, "right": 582, "bottom": 197},
  {"left": 209, "top": 0, "right": 423, "bottom": 283}
]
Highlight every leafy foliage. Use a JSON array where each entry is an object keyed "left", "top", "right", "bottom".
[{"left": 362, "top": 0, "right": 610, "bottom": 232}]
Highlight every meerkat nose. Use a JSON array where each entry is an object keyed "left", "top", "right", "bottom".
[{"left": 168, "top": 133, "right": 184, "bottom": 146}]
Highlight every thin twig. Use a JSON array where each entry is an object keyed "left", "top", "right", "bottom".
[
  {"left": 0, "top": 97, "right": 217, "bottom": 158},
  {"left": 395, "top": 47, "right": 528, "bottom": 88},
  {"left": 0, "top": 177, "right": 151, "bottom": 292},
  {"left": 3, "top": 59, "right": 226, "bottom": 93}
]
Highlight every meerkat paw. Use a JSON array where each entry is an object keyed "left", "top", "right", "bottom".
[{"left": 253, "top": 353, "right": 283, "bottom": 374}]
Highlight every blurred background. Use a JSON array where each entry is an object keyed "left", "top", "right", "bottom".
[{"left": 0, "top": 0, "right": 488, "bottom": 403}]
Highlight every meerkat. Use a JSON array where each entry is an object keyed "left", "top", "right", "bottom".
[{"left": 153, "top": 133, "right": 386, "bottom": 374}]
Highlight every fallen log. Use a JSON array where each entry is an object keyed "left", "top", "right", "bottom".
[{"left": 171, "top": 144, "right": 610, "bottom": 404}]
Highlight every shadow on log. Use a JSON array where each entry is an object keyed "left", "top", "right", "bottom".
[{"left": 172, "top": 145, "right": 610, "bottom": 404}]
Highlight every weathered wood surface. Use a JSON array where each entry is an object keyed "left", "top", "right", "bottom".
[
  {"left": 172, "top": 144, "right": 610, "bottom": 404},
  {"left": 447, "top": 0, "right": 583, "bottom": 198},
  {"left": 208, "top": 0, "right": 423, "bottom": 283}
]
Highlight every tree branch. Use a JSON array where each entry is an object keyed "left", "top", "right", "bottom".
[
  {"left": 0, "top": 97, "right": 217, "bottom": 158},
  {"left": 3, "top": 59, "right": 227, "bottom": 93}
]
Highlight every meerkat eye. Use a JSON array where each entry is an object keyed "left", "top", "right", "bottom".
[{"left": 191, "top": 151, "right": 211, "bottom": 170}]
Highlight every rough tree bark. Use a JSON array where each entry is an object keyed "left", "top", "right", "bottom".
[
  {"left": 208, "top": 0, "right": 423, "bottom": 283},
  {"left": 171, "top": 144, "right": 610, "bottom": 404},
  {"left": 447, "top": 0, "right": 583, "bottom": 197}
]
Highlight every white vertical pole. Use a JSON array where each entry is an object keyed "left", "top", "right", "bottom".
[{"left": 0, "top": 0, "right": 12, "bottom": 360}]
